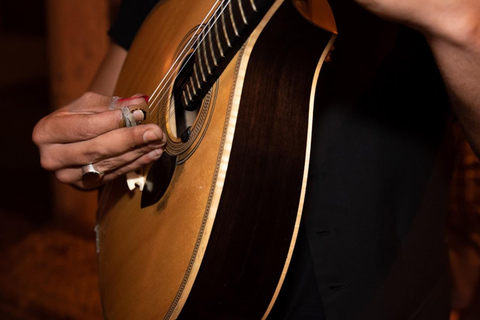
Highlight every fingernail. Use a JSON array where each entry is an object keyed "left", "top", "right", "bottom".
[
  {"left": 143, "top": 130, "right": 162, "bottom": 143},
  {"left": 148, "top": 143, "right": 166, "bottom": 149},
  {"left": 132, "top": 109, "right": 146, "bottom": 122},
  {"left": 149, "top": 148, "right": 163, "bottom": 159},
  {"left": 139, "top": 94, "right": 149, "bottom": 103}
]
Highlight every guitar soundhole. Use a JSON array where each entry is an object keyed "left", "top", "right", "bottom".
[
  {"left": 141, "top": 27, "right": 222, "bottom": 208},
  {"left": 164, "top": 28, "right": 217, "bottom": 160},
  {"left": 140, "top": 153, "right": 177, "bottom": 208}
]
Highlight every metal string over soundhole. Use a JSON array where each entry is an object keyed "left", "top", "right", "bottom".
[
  {"left": 143, "top": 1, "right": 229, "bottom": 130},
  {"left": 142, "top": 0, "right": 273, "bottom": 157},
  {"left": 166, "top": 46, "right": 217, "bottom": 160}
]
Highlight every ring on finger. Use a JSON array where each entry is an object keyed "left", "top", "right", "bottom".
[
  {"left": 121, "top": 106, "right": 140, "bottom": 127},
  {"left": 81, "top": 163, "right": 104, "bottom": 184}
]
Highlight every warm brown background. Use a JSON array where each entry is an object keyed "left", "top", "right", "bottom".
[
  {"left": 0, "top": 1, "right": 478, "bottom": 319},
  {"left": 0, "top": 1, "right": 115, "bottom": 319}
]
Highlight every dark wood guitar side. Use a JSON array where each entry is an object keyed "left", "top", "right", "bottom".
[{"left": 96, "top": 0, "right": 336, "bottom": 319}]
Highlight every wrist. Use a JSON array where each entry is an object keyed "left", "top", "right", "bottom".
[{"left": 422, "top": 9, "right": 480, "bottom": 50}]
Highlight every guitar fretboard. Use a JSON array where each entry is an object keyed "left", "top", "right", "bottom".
[{"left": 178, "top": 0, "right": 274, "bottom": 111}]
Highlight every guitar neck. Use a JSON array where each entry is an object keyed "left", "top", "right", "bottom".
[{"left": 178, "top": 0, "right": 275, "bottom": 111}]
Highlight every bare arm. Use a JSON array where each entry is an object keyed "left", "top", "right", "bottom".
[
  {"left": 427, "top": 29, "right": 480, "bottom": 157},
  {"left": 355, "top": 0, "right": 480, "bottom": 156},
  {"left": 89, "top": 43, "right": 128, "bottom": 95},
  {"left": 32, "top": 43, "right": 166, "bottom": 190}
]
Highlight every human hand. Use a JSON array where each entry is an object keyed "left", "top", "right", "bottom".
[{"left": 32, "top": 92, "right": 167, "bottom": 190}]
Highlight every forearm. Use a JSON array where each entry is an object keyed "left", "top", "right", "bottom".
[
  {"left": 355, "top": 0, "right": 480, "bottom": 157},
  {"left": 426, "top": 25, "right": 480, "bottom": 157},
  {"left": 89, "top": 43, "right": 128, "bottom": 95}
]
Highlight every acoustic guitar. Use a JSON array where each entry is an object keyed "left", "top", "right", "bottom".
[{"left": 96, "top": 0, "right": 336, "bottom": 318}]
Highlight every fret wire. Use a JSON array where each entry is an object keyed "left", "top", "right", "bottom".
[
  {"left": 237, "top": 0, "right": 248, "bottom": 24},
  {"left": 150, "top": 1, "right": 226, "bottom": 115},
  {"left": 214, "top": 21, "right": 225, "bottom": 57},
  {"left": 249, "top": 0, "right": 258, "bottom": 12},
  {"left": 148, "top": 1, "right": 223, "bottom": 113},
  {"left": 201, "top": 40, "right": 212, "bottom": 74},
  {"left": 189, "top": 77, "right": 197, "bottom": 96},
  {"left": 159, "top": 0, "right": 266, "bottom": 120},
  {"left": 153, "top": 1, "right": 242, "bottom": 125},
  {"left": 193, "top": 63, "right": 202, "bottom": 89},
  {"left": 221, "top": 11, "right": 232, "bottom": 47},
  {"left": 228, "top": 2, "right": 240, "bottom": 37},
  {"left": 197, "top": 45, "right": 207, "bottom": 82},
  {"left": 181, "top": 91, "right": 188, "bottom": 106},
  {"left": 208, "top": 31, "right": 219, "bottom": 66},
  {"left": 186, "top": 84, "right": 193, "bottom": 101},
  {"left": 178, "top": 0, "right": 242, "bottom": 113}
]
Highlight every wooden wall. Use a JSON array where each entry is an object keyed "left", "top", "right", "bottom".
[{"left": 46, "top": 0, "right": 111, "bottom": 234}]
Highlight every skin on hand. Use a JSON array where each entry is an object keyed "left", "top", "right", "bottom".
[{"left": 32, "top": 92, "right": 167, "bottom": 190}]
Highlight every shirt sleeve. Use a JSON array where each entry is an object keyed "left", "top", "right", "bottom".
[{"left": 108, "top": 0, "right": 160, "bottom": 50}]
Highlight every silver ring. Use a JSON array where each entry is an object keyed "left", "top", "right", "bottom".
[
  {"left": 81, "top": 163, "right": 104, "bottom": 184},
  {"left": 121, "top": 106, "right": 138, "bottom": 127}
]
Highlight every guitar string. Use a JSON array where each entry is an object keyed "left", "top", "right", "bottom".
[
  {"left": 147, "top": 0, "right": 231, "bottom": 120},
  {"left": 146, "top": 0, "right": 231, "bottom": 124},
  {"left": 145, "top": 0, "right": 225, "bottom": 114},
  {"left": 144, "top": 0, "right": 232, "bottom": 124},
  {"left": 146, "top": 0, "right": 247, "bottom": 131}
]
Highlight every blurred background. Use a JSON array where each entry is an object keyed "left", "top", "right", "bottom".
[
  {"left": 0, "top": 1, "right": 117, "bottom": 319},
  {"left": 0, "top": 1, "right": 478, "bottom": 319}
]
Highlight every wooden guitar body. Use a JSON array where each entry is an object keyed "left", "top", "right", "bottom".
[{"left": 96, "top": 0, "right": 336, "bottom": 319}]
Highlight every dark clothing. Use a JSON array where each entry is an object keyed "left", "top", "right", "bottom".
[
  {"left": 110, "top": 1, "right": 453, "bottom": 319},
  {"left": 108, "top": 0, "right": 160, "bottom": 50},
  {"left": 273, "top": 2, "right": 453, "bottom": 319}
]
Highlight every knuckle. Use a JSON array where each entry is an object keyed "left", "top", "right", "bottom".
[
  {"left": 54, "top": 170, "right": 71, "bottom": 184},
  {"left": 73, "top": 115, "right": 102, "bottom": 140},
  {"left": 78, "top": 117, "right": 97, "bottom": 139},
  {"left": 31, "top": 117, "right": 50, "bottom": 145},
  {"left": 136, "top": 124, "right": 165, "bottom": 145},
  {"left": 39, "top": 150, "right": 59, "bottom": 171},
  {"left": 40, "top": 157, "right": 55, "bottom": 171},
  {"left": 31, "top": 125, "right": 43, "bottom": 145},
  {"left": 81, "top": 91, "right": 100, "bottom": 104},
  {"left": 128, "top": 134, "right": 141, "bottom": 150},
  {"left": 84, "top": 145, "right": 104, "bottom": 162},
  {"left": 124, "top": 127, "right": 146, "bottom": 148},
  {"left": 97, "top": 158, "right": 117, "bottom": 172},
  {"left": 145, "top": 123, "right": 164, "bottom": 135}
]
